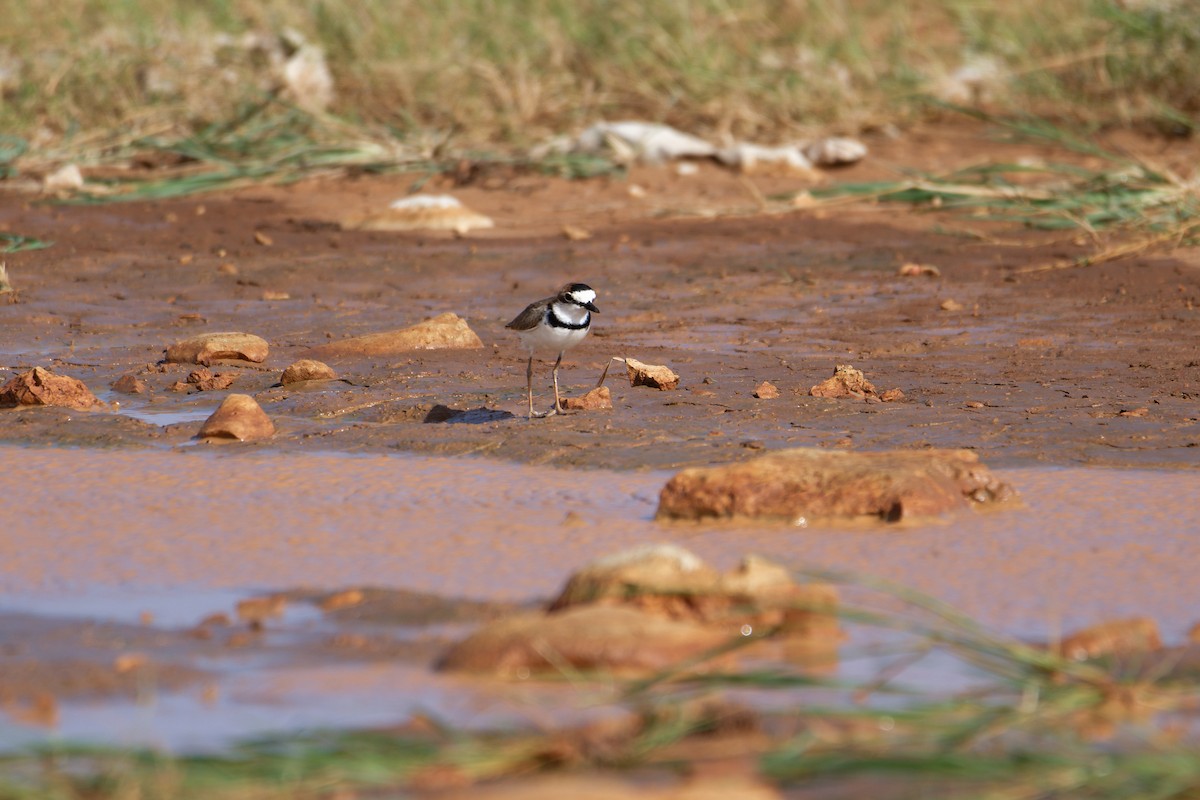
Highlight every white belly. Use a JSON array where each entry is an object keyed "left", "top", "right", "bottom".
[{"left": 518, "top": 321, "right": 590, "bottom": 354}]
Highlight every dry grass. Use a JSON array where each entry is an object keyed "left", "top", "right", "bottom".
[{"left": 1, "top": 0, "right": 1198, "bottom": 157}]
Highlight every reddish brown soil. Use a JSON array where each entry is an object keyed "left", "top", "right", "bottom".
[
  {"left": 2, "top": 123, "right": 1198, "bottom": 469},
  {"left": 1, "top": 121, "right": 1198, "bottom": 747}
]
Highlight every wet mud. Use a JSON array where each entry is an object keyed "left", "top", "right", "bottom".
[{"left": 1, "top": 121, "right": 1199, "bottom": 748}]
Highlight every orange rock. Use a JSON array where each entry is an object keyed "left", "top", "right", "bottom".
[
  {"left": 186, "top": 368, "right": 236, "bottom": 392},
  {"left": 440, "top": 545, "right": 840, "bottom": 677},
  {"left": 437, "top": 605, "right": 731, "bottom": 676},
  {"left": 810, "top": 364, "right": 875, "bottom": 399},
  {"left": 165, "top": 332, "right": 269, "bottom": 366},
  {"left": 0, "top": 367, "right": 103, "bottom": 411},
  {"left": 562, "top": 386, "right": 613, "bottom": 411},
  {"left": 319, "top": 589, "right": 365, "bottom": 612},
  {"left": 236, "top": 595, "right": 287, "bottom": 624},
  {"left": 280, "top": 358, "right": 337, "bottom": 384},
  {"left": 111, "top": 373, "right": 147, "bottom": 394},
  {"left": 1058, "top": 618, "right": 1162, "bottom": 661},
  {"left": 306, "top": 313, "right": 483, "bottom": 358},
  {"left": 753, "top": 381, "right": 780, "bottom": 399},
  {"left": 626, "top": 357, "right": 679, "bottom": 390},
  {"left": 657, "top": 447, "right": 1014, "bottom": 522},
  {"left": 197, "top": 394, "right": 275, "bottom": 441}
]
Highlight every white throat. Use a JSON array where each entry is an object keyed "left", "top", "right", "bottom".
[{"left": 550, "top": 300, "right": 590, "bottom": 326}]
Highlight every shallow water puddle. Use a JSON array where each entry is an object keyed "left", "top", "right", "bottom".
[{"left": 2, "top": 446, "right": 1199, "bottom": 749}]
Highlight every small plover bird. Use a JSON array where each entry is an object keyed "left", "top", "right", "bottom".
[{"left": 506, "top": 282, "right": 599, "bottom": 418}]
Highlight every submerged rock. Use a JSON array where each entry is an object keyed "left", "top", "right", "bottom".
[
  {"left": 626, "top": 357, "right": 680, "bottom": 390},
  {"left": 1057, "top": 617, "right": 1162, "bottom": 661},
  {"left": 280, "top": 358, "right": 336, "bottom": 385},
  {"left": 436, "top": 605, "right": 731, "bottom": 676},
  {"left": 197, "top": 394, "right": 275, "bottom": 441},
  {"left": 657, "top": 448, "right": 1014, "bottom": 523},
  {"left": 165, "top": 332, "right": 269, "bottom": 366},
  {"left": 0, "top": 367, "right": 103, "bottom": 411},
  {"left": 439, "top": 545, "right": 839, "bottom": 677},
  {"left": 111, "top": 373, "right": 147, "bottom": 394},
  {"left": 306, "top": 312, "right": 483, "bottom": 358}
]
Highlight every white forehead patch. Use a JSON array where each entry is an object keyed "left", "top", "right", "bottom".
[{"left": 569, "top": 288, "right": 596, "bottom": 304}]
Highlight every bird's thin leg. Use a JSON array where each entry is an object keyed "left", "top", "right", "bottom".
[
  {"left": 551, "top": 351, "right": 565, "bottom": 413},
  {"left": 525, "top": 356, "right": 535, "bottom": 419},
  {"left": 526, "top": 355, "right": 555, "bottom": 419}
]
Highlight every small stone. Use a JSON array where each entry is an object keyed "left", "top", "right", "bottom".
[
  {"left": 236, "top": 595, "right": 287, "bottom": 624},
  {"left": 898, "top": 262, "right": 941, "bottom": 278},
  {"left": 113, "top": 653, "right": 148, "bottom": 673},
  {"left": 197, "top": 394, "right": 275, "bottom": 441},
  {"left": 561, "top": 385, "right": 612, "bottom": 411},
  {"left": 880, "top": 388, "right": 905, "bottom": 402},
  {"left": 217, "top": 263, "right": 239, "bottom": 276},
  {"left": 186, "top": 368, "right": 236, "bottom": 392},
  {"left": 0, "top": 367, "right": 103, "bottom": 411},
  {"left": 562, "top": 224, "right": 591, "bottom": 241},
  {"left": 1118, "top": 407, "right": 1149, "bottom": 418},
  {"left": 111, "top": 374, "right": 147, "bottom": 394},
  {"left": 165, "top": 332, "right": 269, "bottom": 366},
  {"left": 940, "top": 298, "right": 965, "bottom": 312},
  {"left": 253, "top": 231, "right": 273, "bottom": 246},
  {"left": 280, "top": 359, "right": 337, "bottom": 384},
  {"left": 753, "top": 381, "right": 779, "bottom": 399},
  {"left": 810, "top": 364, "right": 876, "bottom": 399},
  {"left": 626, "top": 357, "right": 680, "bottom": 390},
  {"left": 261, "top": 290, "right": 290, "bottom": 301},
  {"left": 306, "top": 313, "right": 483, "bottom": 358},
  {"left": 965, "top": 401, "right": 985, "bottom": 409}
]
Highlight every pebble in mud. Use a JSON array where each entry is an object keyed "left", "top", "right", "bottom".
[
  {"left": 753, "top": 381, "right": 779, "bottom": 399},
  {"left": 197, "top": 394, "right": 275, "bottom": 441},
  {"left": 280, "top": 358, "right": 337, "bottom": 385},
  {"left": 164, "top": 332, "right": 269, "bottom": 366},
  {"left": 809, "top": 364, "right": 903, "bottom": 403},
  {"left": 561, "top": 385, "right": 613, "bottom": 411},
  {"left": 0, "top": 367, "right": 104, "bottom": 411},
  {"left": 110, "top": 374, "right": 147, "bottom": 394}
]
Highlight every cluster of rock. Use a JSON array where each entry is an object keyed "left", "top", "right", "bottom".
[{"left": 438, "top": 544, "right": 840, "bottom": 677}]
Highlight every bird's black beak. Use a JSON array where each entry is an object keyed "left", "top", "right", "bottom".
[{"left": 584, "top": 301, "right": 599, "bottom": 313}]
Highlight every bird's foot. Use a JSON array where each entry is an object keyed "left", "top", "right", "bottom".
[{"left": 529, "top": 406, "right": 559, "bottom": 419}]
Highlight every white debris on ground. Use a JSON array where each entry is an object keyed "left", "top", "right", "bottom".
[
  {"left": 42, "top": 163, "right": 84, "bottom": 194},
  {"left": 278, "top": 28, "right": 335, "bottom": 113},
  {"left": 932, "top": 54, "right": 1007, "bottom": 105},
  {"left": 352, "top": 194, "right": 495, "bottom": 234},
  {"left": 555, "top": 120, "right": 868, "bottom": 172}
]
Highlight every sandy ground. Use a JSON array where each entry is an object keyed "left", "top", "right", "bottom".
[{"left": 0, "top": 121, "right": 1198, "bottom": 750}]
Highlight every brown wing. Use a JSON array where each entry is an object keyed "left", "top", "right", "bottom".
[{"left": 505, "top": 297, "right": 550, "bottom": 331}]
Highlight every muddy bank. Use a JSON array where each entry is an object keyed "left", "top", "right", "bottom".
[{"left": 0, "top": 132, "right": 1198, "bottom": 470}]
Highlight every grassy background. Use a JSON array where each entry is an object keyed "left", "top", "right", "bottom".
[{"left": 2, "top": 0, "right": 1198, "bottom": 153}]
